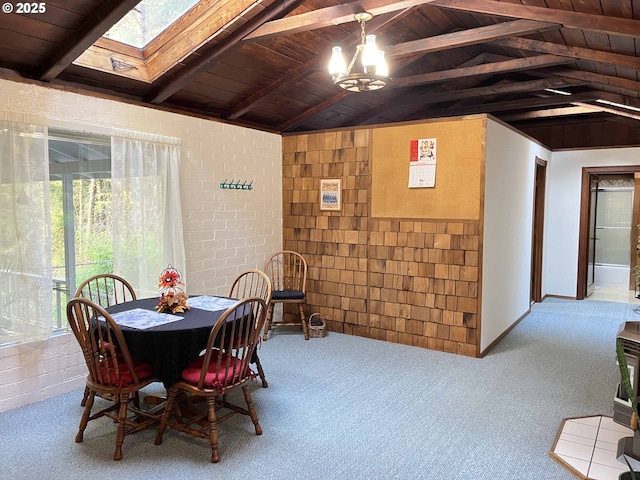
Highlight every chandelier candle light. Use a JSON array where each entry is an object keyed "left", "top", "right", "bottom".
[{"left": 329, "top": 12, "right": 389, "bottom": 92}]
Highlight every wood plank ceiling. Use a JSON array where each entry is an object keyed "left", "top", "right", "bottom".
[{"left": 1, "top": 0, "right": 639, "bottom": 149}]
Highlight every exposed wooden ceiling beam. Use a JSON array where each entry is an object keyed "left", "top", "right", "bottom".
[
  {"left": 494, "top": 37, "right": 640, "bottom": 70},
  {"left": 431, "top": 0, "right": 640, "bottom": 38},
  {"left": 572, "top": 102, "right": 640, "bottom": 122},
  {"left": 350, "top": 77, "right": 585, "bottom": 125},
  {"left": 413, "top": 91, "right": 599, "bottom": 119},
  {"left": 224, "top": 10, "right": 411, "bottom": 121},
  {"left": 147, "top": 0, "right": 306, "bottom": 105},
  {"left": 419, "top": 78, "right": 584, "bottom": 103},
  {"left": 244, "top": 0, "right": 640, "bottom": 133},
  {"left": 227, "top": 16, "right": 549, "bottom": 121},
  {"left": 225, "top": 64, "right": 320, "bottom": 121},
  {"left": 549, "top": 69, "right": 640, "bottom": 98},
  {"left": 244, "top": 0, "right": 438, "bottom": 41},
  {"left": 594, "top": 93, "right": 640, "bottom": 113},
  {"left": 38, "top": 0, "right": 141, "bottom": 82},
  {"left": 278, "top": 91, "right": 351, "bottom": 132},
  {"left": 279, "top": 50, "right": 564, "bottom": 131},
  {"left": 385, "top": 20, "right": 558, "bottom": 58},
  {"left": 393, "top": 54, "right": 574, "bottom": 88},
  {"left": 281, "top": 20, "right": 567, "bottom": 131},
  {"left": 501, "top": 106, "right": 601, "bottom": 121}
]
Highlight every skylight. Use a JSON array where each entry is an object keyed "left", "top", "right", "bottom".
[
  {"left": 103, "top": 0, "right": 200, "bottom": 49},
  {"left": 77, "top": 0, "right": 260, "bottom": 84}
]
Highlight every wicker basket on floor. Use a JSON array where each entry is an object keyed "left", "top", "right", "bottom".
[{"left": 308, "top": 313, "right": 326, "bottom": 338}]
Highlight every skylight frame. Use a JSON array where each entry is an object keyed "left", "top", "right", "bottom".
[{"left": 72, "top": 0, "right": 263, "bottom": 84}]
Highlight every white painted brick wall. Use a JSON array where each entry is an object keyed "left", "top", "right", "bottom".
[
  {"left": 0, "top": 334, "right": 85, "bottom": 413},
  {"left": 0, "top": 78, "right": 283, "bottom": 413}
]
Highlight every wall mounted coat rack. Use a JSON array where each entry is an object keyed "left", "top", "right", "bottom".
[{"left": 220, "top": 179, "right": 253, "bottom": 190}]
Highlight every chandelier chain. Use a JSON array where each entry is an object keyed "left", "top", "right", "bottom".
[{"left": 344, "top": 19, "right": 367, "bottom": 76}]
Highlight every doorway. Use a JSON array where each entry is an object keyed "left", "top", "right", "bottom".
[
  {"left": 531, "top": 157, "right": 546, "bottom": 304},
  {"left": 592, "top": 175, "right": 634, "bottom": 294},
  {"left": 577, "top": 166, "right": 640, "bottom": 300}
]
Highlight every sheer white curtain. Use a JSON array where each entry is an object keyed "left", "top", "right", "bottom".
[
  {"left": 111, "top": 130, "right": 185, "bottom": 298},
  {"left": 0, "top": 113, "right": 51, "bottom": 344}
]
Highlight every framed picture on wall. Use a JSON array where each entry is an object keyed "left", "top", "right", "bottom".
[{"left": 320, "top": 178, "right": 341, "bottom": 211}]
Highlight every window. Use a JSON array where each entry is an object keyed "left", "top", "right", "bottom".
[
  {"left": 49, "top": 130, "right": 113, "bottom": 329},
  {"left": 1, "top": 116, "right": 185, "bottom": 346}
]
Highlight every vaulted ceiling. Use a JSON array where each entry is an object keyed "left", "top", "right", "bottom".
[{"left": 1, "top": 0, "right": 640, "bottom": 150}]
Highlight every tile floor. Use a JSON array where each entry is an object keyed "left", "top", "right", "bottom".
[
  {"left": 588, "top": 287, "right": 640, "bottom": 305},
  {"left": 550, "top": 416, "right": 633, "bottom": 479},
  {"left": 550, "top": 288, "right": 640, "bottom": 479}
]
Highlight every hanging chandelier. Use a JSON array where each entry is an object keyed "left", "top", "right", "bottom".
[{"left": 328, "top": 12, "right": 389, "bottom": 92}]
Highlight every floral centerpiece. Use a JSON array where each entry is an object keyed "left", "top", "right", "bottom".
[{"left": 156, "top": 264, "right": 190, "bottom": 314}]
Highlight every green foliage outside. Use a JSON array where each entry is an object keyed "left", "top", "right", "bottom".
[
  {"left": 51, "top": 177, "right": 114, "bottom": 285},
  {"left": 50, "top": 177, "right": 114, "bottom": 328}
]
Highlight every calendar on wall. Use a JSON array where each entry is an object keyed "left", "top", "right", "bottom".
[{"left": 408, "top": 138, "right": 437, "bottom": 188}]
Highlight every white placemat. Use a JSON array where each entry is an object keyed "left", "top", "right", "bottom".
[
  {"left": 109, "top": 308, "right": 183, "bottom": 330},
  {"left": 186, "top": 296, "right": 238, "bottom": 312}
]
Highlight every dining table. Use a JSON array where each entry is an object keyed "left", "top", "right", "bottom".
[{"left": 105, "top": 295, "right": 240, "bottom": 389}]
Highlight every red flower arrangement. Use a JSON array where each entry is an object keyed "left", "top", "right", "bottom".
[
  {"left": 156, "top": 265, "right": 190, "bottom": 314},
  {"left": 159, "top": 269, "right": 182, "bottom": 289}
]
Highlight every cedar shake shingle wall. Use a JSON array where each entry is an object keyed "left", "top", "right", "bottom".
[
  {"left": 367, "top": 219, "right": 479, "bottom": 356},
  {"left": 282, "top": 120, "right": 483, "bottom": 357}
]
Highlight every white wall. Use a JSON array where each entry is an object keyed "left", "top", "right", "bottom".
[
  {"left": 0, "top": 78, "right": 283, "bottom": 413},
  {"left": 544, "top": 147, "right": 640, "bottom": 298},
  {"left": 481, "top": 120, "right": 551, "bottom": 353}
]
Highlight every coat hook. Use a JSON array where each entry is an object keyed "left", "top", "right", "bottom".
[{"left": 219, "top": 178, "right": 253, "bottom": 190}]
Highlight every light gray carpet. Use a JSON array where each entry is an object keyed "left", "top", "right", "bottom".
[{"left": 0, "top": 298, "right": 633, "bottom": 479}]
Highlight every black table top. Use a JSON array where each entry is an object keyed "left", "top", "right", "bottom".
[
  {"left": 105, "top": 296, "right": 238, "bottom": 388},
  {"left": 106, "top": 296, "right": 233, "bottom": 332}
]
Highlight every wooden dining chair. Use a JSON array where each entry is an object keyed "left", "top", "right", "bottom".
[
  {"left": 75, "top": 273, "right": 137, "bottom": 307},
  {"left": 154, "top": 297, "right": 268, "bottom": 463},
  {"left": 263, "top": 250, "right": 309, "bottom": 340},
  {"left": 227, "top": 269, "right": 272, "bottom": 387},
  {"left": 66, "top": 297, "right": 159, "bottom": 461},
  {"left": 75, "top": 273, "right": 137, "bottom": 406}
]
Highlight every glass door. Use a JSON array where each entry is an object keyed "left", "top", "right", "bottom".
[{"left": 587, "top": 175, "right": 599, "bottom": 297}]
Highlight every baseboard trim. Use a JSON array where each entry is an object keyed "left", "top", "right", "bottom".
[
  {"left": 544, "top": 294, "right": 577, "bottom": 301},
  {"left": 479, "top": 308, "right": 531, "bottom": 358}
]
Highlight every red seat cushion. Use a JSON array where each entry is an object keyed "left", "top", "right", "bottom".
[
  {"left": 181, "top": 351, "right": 252, "bottom": 388},
  {"left": 99, "top": 358, "right": 154, "bottom": 385}
]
